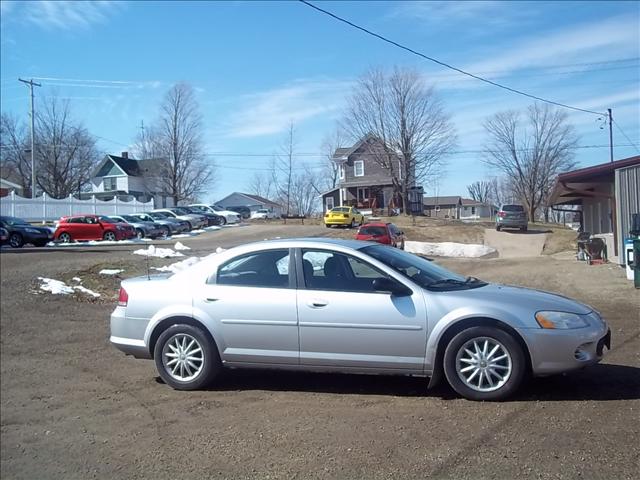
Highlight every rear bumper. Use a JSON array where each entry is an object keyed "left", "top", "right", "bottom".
[
  {"left": 497, "top": 218, "right": 527, "bottom": 227},
  {"left": 325, "top": 218, "right": 351, "bottom": 225},
  {"left": 110, "top": 307, "right": 151, "bottom": 359}
]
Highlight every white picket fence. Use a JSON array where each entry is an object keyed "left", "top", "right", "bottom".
[{"left": 0, "top": 191, "right": 154, "bottom": 222}]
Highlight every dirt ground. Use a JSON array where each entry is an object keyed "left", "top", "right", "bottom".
[{"left": 1, "top": 223, "right": 639, "bottom": 480}]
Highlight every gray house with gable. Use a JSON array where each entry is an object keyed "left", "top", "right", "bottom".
[{"left": 88, "top": 152, "right": 174, "bottom": 208}]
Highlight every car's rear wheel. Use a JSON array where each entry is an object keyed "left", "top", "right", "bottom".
[
  {"left": 154, "top": 324, "right": 221, "bottom": 390},
  {"left": 58, "top": 232, "right": 72, "bottom": 243},
  {"left": 9, "top": 233, "right": 24, "bottom": 248},
  {"left": 325, "top": 223, "right": 331, "bottom": 228},
  {"left": 443, "top": 326, "right": 526, "bottom": 401},
  {"left": 136, "top": 229, "right": 144, "bottom": 239},
  {"left": 103, "top": 231, "right": 117, "bottom": 241}
]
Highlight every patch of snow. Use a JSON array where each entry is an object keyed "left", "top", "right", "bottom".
[
  {"left": 72, "top": 277, "right": 82, "bottom": 283},
  {"left": 37, "top": 278, "right": 100, "bottom": 297},
  {"left": 204, "top": 226, "right": 221, "bottom": 231},
  {"left": 215, "top": 247, "right": 226, "bottom": 254},
  {"left": 404, "top": 241, "right": 495, "bottom": 258},
  {"left": 152, "top": 256, "right": 201, "bottom": 273},
  {"left": 191, "top": 229, "right": 206, "bottom": 234},
  {"left": 174, "top": 241, "right": 190, "bottom": 251},
  {"left": 170, "top": 233, "right": 195, "bottom": 239},
  {"left": 47, "top": 238, "right": 150, "bottom": 247},
  {"left": 38, "top": 277, "right": 74, "bottom": 295},
  {"left": 133, "top": 245, "right": 184, "bottom": 258},
  {"left": 99, "top": 269, "right": 124, "bottom": 275},
  {"left": 73, "top": 285, "right": 101, "bottom": 298}
]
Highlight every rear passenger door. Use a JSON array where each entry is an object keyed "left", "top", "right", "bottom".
[
  {"left": 194, "top": 248, "right": 300, "bottom": 365},
  {"left": 296, "top": 249, "right": 427, "bottom": 371}
]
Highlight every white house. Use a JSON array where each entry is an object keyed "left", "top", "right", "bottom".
[
  {"left": 459, "top": 199, "right": 497, "bottom": 220},
  {"left": 216, "top": 192, "right": 283, "bottom": 216},
  {"left": 88, "top": 152, "right": 174, "bottom": 208}
]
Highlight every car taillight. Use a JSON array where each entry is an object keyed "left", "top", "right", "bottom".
[
  {"left": 118, "top": 287, "right": 128, "bottom": 307},
  {"left": 497, "top": 211, "right": 506, "bottom": 217}
]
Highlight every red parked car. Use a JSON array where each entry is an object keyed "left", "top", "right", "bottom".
[
  {"left": 355, "top": 222, "right": 405, "bottom": 249},
  {"left": 54, "top": 214, "right": 136, "bottom": 243}
]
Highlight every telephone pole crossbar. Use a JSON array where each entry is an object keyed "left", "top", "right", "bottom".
[{"left": 18, "top": 78, "right": 42, "bottom": 198}]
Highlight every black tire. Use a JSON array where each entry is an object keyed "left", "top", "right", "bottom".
[
  {"left": 9, "top": 232, "right": 24, "bottom": 248},
  {"left": 160, "top": 226, "right": 170, "bottom": 238},
  {"left": 219, "top": 217, "right": 227, "bottom": 226},
  {"left": 325, "top": 223, "right": 331, "bottom": 228},
  {"left": 58, "top": 232, "right": 72, "bottom": 243},
  {"left": 34, "top": 241, "right": 48, "bottom": 247},
  {"left": 154, "top": 324, "right": 221, "bottom": 390},
  {"left": 103, "top": 231, "right": 117, "bottom": 241},
  {"left": 185, "top": 222, "right": 193, "bottom": 232},
  {"left": 521, "top": 226, "right": 528, "bottom": 232},
  {"left": 496, "top": 225, "right": 501, "bottom": 231},
  {"left": 443, "top": 326, "right": 526, "bottom": 401},
  {"left": 136, "top": 229, "right": 144, "bottom": 239}
]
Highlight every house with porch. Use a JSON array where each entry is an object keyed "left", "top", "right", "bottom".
[
  {"left": 320, "top": 135, "right": 404, "bottom": 213},
  {"left": 87, "top": 152, "right": 174, "bottom": 208},
  {"left": 548, "top": 155, "right": 640, "bottom": 265}
]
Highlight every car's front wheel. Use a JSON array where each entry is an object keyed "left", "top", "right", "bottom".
[
  {"left": 58, "top": 232, "right": 72, "bottom": 243},
  {"left": 154, "top": 324, "right": 221, "bottom": 390},
  {"left": 219, "top": 217, "right": 227, "bottom": 226},
  {"left": 443, "top": 326, "right": 526, "bottom": 401},
  {"left": 160, "top": 226, "right": 170, "bottom": 238},
  {"left": 136, "top": 229, "right": 144, "bottom": 239}
]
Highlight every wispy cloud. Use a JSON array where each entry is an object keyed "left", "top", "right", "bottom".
[
  {"left": 5, "top": 1, "right": 124, "bottom": 31},
  {"left": 223, "top": 78, "right": 352, "bottom": 138}
]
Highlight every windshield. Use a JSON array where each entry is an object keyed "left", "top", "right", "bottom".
[
  {"left": 172, "top": 207, "right": 190, "bottom": 215},
  {"left": 0, "top": 216, "right": 29, "bottom": 226},
  {"left": 190, "top": 205, "right": 206, "bottom": 212},
  {"left": 359, "top": 226, "right": 387, "bottom": 236},
  {"left": 362, "top": 245, "right": 485, "bottom": 290}
]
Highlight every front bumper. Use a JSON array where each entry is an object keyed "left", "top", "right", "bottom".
[{"left": 518, "top": 313, "right": 610, "bottom": 376}]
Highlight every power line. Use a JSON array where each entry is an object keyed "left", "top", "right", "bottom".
[
  {"left": 612, "top": 120, "right": 640, "bottom": 153},
  {"left": 298, "top": 0, "right": 608, "bottom": 116}
]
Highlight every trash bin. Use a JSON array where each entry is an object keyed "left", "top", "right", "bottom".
[
  {"left": 634, "top": 239, "right": 640, "bottom": 289},
  {"left": 624, "top": 238, "right": 635, "bottom": 281}
]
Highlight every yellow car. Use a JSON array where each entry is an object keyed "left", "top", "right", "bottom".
[{"left": 324, "top": 206, "right": 365, "bottom": 228}]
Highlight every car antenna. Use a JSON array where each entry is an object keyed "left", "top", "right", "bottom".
[{"left": 146, "top": 249, "right": 151, "bottom": 280}]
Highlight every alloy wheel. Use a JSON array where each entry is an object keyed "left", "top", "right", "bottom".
[
  {"left": 455, "top": 337, "right": 512, "bottom": 392},
  {"left": 161, "top": 333, "right": 205, "bottom": 382},
  {"left": 103, "top": 231, "right": 116, "bottom": 241}
]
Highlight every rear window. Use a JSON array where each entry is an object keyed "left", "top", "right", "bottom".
[
  {"left": 331, "top": 207, "right": 349, "bottom": 212},
  {"left": 502, "top": 205, "right": 524, "bottom": 212},
  {"left": 359, "top": 226, "right": 387, "bottom": 236}
]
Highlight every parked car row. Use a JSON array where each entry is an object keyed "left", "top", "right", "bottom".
[{"left": 1, "top": 205, "right": 243, "bottom": 248}]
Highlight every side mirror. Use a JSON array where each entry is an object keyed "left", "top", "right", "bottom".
[{"left": 372, "top": 277, "right": 413, "bottom": 296}]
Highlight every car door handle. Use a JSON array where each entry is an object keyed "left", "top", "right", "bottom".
[
  {"left": 204, "top": 297, "right": 219, "bottom": 303},
  {"left": 307, "top": 299, "right": 328, "bottom": 308}
]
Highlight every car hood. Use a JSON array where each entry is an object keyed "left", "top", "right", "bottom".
[{"left": 431, "top": 283, "right": 592, "bottom": 315}]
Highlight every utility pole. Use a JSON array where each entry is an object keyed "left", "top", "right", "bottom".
[
  {"left": 608, "top": 108, "right": 613, "bottom": 163},
  {"left": 18, "top": 78, "right": 41, "bottom": 198}
]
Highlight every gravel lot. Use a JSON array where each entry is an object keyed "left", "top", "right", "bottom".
[{"left": 1, "top": 223, "right": 639, "bottom": 479}]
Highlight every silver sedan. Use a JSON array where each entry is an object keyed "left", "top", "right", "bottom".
[{"left": 110, "top": 239, "right": 610, "bottom": 400}]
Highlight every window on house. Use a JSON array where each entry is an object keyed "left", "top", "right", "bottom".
[
  {"left": 104, "top": 177, "right": 117, "bottom": 191},
  {"left": 339, "top": 165, "right": 345, "bottom": 180},
  {"left": 354, "top": 160, "right": 364, "bottom": 177},
  {"left": 471, "top": 206, "right": 476, "bottom": 215}
]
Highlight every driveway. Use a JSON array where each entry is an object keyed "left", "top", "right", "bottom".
[{"left": 484, "top": 228, "right": 548, "bottom": 258}]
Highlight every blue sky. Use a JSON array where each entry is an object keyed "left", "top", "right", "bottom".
[{"left": 1, "top": 0, "right": 639, "bottom": 202}]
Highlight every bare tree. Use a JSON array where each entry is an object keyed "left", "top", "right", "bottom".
[
  {"left": 247, "top": 158, "right": 277, "bottom": 199},
  {"left": 483, "top": 103, "right": 578, "bottom": 221},
  {"left": 319, "top": 127, "right": 347, "bottom": 191},
  {"left": 467, "top": 180, "right": 492, "bottom": 203},
  {"left": 343, "top": 67, "right": 457, "bottom": 213},
  {"left": 289, "top": 164, "right": 321, "bottom": 216},
  {"left": 274, "top": 122, "right": 296, "bottom": 216},
  {"left": 28, "top": 97, "right": 100, "bottom": 198},
  {"left": 0, "top": 113, "right": 31, "bottom": 194},
  {"left": 144, "top": 83, "right": 214, "bottom": 204}
]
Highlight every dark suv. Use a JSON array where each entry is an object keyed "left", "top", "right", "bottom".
[
  {"left": 496, "top": 204, "right": 528, "bottom": 232},
  {"left": 227, "top": 206, "right": 251, "bottom": 219}
]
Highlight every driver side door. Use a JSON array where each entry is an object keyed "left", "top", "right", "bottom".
[{"left": 296, "top": 249, "right": 427, "bottom": 371}]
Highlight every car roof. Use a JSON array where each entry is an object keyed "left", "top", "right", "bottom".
[{"left": 241, "top": 237, "right": 371, "bottom": 250}]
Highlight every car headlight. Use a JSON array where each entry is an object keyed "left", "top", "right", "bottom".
[
  {"left": 25, "top": 228, "right": 42, "bottom": 234},
  {"left": 535, "top": 311, "right": 588, "bottom": 329}
]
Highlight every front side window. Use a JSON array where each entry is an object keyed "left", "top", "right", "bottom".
[
  {"left": 216, "top": 249, "right": 291, "bottom": 288},
  {"left": 301, "top": 249, "right": 390, "bottom": 293},
  {"left": 354, "top": 160, "right": 364, "bottom": 177}
]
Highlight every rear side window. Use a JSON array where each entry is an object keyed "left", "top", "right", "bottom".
[
  {"left": 215, "top": 249, "right": 291, "bottom": 288},
  {"left": 359, "top": 226, "right": 387, "bottom": 236},
  {"left": 67, "top": 217, "right": 85, "bottom": 224},
  {"left": 502, "top": 205, "right": 524, "bottom": 212}
]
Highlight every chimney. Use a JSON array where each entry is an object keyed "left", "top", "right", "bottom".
[{"left": 121, "top": 151, "right": 128, "bottom": 159}]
